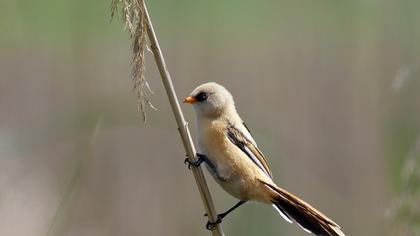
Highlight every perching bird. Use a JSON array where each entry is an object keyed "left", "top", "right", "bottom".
[{"left": 183, "top": 82, "right": 344, "bottom": 236}]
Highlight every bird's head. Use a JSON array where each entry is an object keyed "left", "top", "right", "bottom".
[{"left": 184, "top": 82, "right": 236, "bottom": 119}]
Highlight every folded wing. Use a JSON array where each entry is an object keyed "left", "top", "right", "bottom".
[{"left": 226, "top": 122, "right": 272, "bottom": 178}]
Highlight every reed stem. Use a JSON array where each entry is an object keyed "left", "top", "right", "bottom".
[{"left": 142, "top": 2, "right": 225, "bottom": 235}]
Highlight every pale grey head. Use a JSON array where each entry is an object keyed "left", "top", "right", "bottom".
[{"left": 184, "top": 82, "right": 236, "bottom": 119}]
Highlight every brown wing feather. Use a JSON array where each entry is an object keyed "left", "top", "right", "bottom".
[
  {"left": 227, "top": 124, "right": 273, "bottom": 178},
  {"left": 244, "top": 142, "right": 272, "bottom": 177}
]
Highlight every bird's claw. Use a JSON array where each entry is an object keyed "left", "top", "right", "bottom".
[
  {"left": 205, "top": 216, "right": 222, "bottom": 230},
  {"left": 184, "top": 154, "right": 206, "bottom": 169}
]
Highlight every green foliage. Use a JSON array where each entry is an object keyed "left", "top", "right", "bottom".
[{"left": 388, "top": 139, "right": 420, "bottom": 236}]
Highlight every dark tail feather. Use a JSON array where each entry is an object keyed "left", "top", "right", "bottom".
[{"left": 262, "top": 181, "right": 345, "bottom": 236}]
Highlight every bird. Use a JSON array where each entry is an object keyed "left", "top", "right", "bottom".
[{"left": 183, "top": 82, "right": 345, "bottom": 236}]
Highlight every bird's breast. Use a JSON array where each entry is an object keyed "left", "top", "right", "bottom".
[{"left": 198, "top": 120, "right": 233, "bottom": 172}]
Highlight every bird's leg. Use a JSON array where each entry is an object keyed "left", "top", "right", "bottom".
[
  {"left": 184, "top": 153, "right": 228, "bottom": 183},
  {"left": 205, "top": 200, "right": 247, "bottom": 230},
  {"left": 217, "top": 200, "right": 247, "bottom": 220},
  {"left": 184, "top": 153, "right": 208, "bottom": 169}
]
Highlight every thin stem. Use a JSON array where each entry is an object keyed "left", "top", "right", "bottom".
[{"left": 142, "top": 2, "right": 225, "bottom": 236}]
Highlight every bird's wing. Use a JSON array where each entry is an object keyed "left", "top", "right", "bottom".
[{"left": 226, "top": 122, "right": 273, "bottom": 178}]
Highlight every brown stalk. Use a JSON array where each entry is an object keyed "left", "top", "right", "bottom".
[{"left": 111, "top": 1, "right": 225, "bottom": 235}]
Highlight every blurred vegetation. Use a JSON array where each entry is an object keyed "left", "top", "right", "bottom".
[
  {"left": 387, "top": 137, "right": 420, "bottom": 235},
  {"left": 0, "top": 0, "right": 419, "bottom": 236}
]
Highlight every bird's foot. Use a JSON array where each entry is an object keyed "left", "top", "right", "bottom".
[
  {"left": 205, "top": 215, "right": 223, "bottom": 230},
  {"left": 184, "top": 153, "right": 207, "bottom": 169}
]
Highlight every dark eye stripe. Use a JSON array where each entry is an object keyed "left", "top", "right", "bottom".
[{"left": 195, "top": 92, "right": 208, "bottom": 102}]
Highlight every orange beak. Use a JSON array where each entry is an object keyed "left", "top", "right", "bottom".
[{"left": 183, "top": 96, "right": 197, "bottom": 104}]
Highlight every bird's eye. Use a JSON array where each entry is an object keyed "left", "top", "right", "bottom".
[{"left": 196, "top": 92, "right": 209, "bottom": 102}]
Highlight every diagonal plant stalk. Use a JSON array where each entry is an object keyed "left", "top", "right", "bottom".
[
  {"left": 46, "top": 119, "right": 102, "bottom": 236},
  {"left": 112, "top": 1, "right": 225, "bottom": 235}
]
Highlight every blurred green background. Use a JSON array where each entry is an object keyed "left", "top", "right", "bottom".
[{"left": 1, "top": 0, "right": 419, "bottom": 235}]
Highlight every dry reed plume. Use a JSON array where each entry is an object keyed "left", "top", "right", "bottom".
[
  {"left": 110, "top": 1, "right": 225, "bottom": 235},
  {"left": 111, "top": 0, "right": 155, "bottom": 122}
]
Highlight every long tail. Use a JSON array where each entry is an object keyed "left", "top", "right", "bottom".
[{"left": 261, "top": 181, "right": 345, "bottom": 236}]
